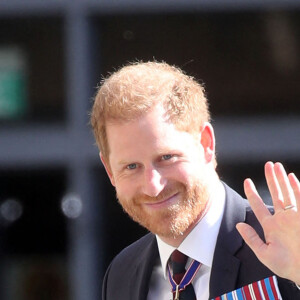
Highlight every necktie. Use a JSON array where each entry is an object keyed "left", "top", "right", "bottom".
[{"left": 168, "top": 250, "right": 200, "bottom": 300}]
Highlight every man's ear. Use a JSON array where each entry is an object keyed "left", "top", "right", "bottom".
[
  {"left": 200, "top": 122, "right": 215, "bottom": 164},
  {"left": 100, "top": 152, "right": 116, "bottom": 186}
]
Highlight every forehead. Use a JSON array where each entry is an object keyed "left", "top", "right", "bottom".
[{"left": 105, "top": 105, "right": 200, "bottom": 162}]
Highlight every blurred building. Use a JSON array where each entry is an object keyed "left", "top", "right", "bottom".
[{"left": 0, "top": 1, "right": 300, "bottom": 299}]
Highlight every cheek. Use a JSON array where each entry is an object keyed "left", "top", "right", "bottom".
[
  {"left": 175, "top": 162, "right": 206, "bottom": 186},
  {"left": 115, "top": 180, "right": 137, "bottom": 200},
  {"left": 172, "top": 165, "right": 195, "bottom": 184}
]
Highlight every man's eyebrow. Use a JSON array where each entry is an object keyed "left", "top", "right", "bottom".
[{"left": 117, "top": 159, "right": 132, "bottom": 166}]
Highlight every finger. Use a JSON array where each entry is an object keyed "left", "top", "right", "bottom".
[
  {"left": 265, "top": 161, "right": 284, "bottom": 211},
  {"left": 244, "top": 178, "right": 271, "bottom": 224},
  {"left": 288, "top": 173, "right": 300, "bottom": 211},
  {"left": 274, "top": 162, "right": 295, "bottom": 208},
  {"left": 236, "top": 223, "right": 267, "bottom": 262}
]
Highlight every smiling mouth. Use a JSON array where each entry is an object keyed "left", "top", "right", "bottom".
[{"left": 144, "top": 192, "right": 179, "bottom": 209}]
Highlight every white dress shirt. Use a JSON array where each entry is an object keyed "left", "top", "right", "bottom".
[{"left": 147, "top": 181, "right": 226, "bottom": 300}]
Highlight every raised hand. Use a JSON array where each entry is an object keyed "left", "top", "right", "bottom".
[{"left": 236, "top": 161, "right": 300, "bottom": 285}]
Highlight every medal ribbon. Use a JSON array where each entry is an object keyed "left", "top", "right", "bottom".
[{"left": 168, "top": 259, "right": 202, "bottom": 294}]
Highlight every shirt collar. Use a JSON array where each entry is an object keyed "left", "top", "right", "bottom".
[{"left": 156, "top": 181, "right": 226, "bottom": 279}]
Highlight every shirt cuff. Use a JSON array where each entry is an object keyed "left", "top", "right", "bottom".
[{"left": 295, "top": 283, "right": 300, "bottom": 290}]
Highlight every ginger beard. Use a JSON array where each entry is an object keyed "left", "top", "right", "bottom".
[{"left": 116, "top": 178, "right": 210, "bottom": 239}]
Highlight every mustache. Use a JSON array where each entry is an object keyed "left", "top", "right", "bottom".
[{"left": 133, "top": 183, "right": 185, "bottom": 203}]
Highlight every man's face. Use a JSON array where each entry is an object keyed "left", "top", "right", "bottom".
[{"left": 102, "top": 104, "right": 214, "bottom": 241}]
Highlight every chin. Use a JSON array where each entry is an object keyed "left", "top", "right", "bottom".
[{"left": 142, "top": 214, "right": 194, "bottom": 238}]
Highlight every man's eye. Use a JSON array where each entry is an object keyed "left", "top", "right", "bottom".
[
  {"left": 162, "top": 154, "right": 173, "bottom": 161},
  {"left": 127, "top": 163, "right": 137, "bottom": 170}
]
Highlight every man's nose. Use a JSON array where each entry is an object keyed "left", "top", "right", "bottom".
[{"left": 142, "top": 167, "right": 166, "bottom": 197}]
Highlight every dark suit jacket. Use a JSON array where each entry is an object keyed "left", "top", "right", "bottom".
[{"left": 102, "top": 184, "right": 300, "bottom": 299}]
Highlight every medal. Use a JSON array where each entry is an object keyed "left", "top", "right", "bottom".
[
  {"left": 174, "top": 285, "right": 179, "bottom": 300},
  {"left": 168, "top": 259, "right": 201, "bottom": 299}
]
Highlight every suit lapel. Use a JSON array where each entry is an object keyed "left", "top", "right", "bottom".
[
  {"left": 131, "top": 234, "right": 159, "bottom": 300},
  {"left": 209, "top": 184, "right": 247, "bottom": 299}
]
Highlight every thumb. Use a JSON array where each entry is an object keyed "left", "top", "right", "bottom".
[{"left": 236, "top": 222, "right": 267, "bottom": 259}]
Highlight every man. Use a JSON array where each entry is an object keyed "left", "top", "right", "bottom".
[{"left": 91, "top": 61, "right": 300, "bottom": 299}]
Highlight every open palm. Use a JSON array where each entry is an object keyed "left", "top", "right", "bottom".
[{"left": 236, "top": 162, "right": 300, "bottom": 285}]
